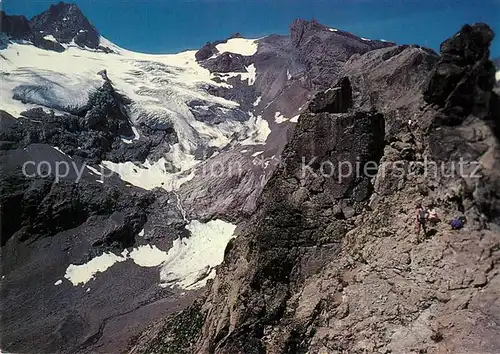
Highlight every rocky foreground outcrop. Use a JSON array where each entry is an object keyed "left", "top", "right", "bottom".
[
  {"left": 424, "top": 23, "right": 497, "bottom": 121},
  {"left": 130, "top": 23, "right": 500, "bottom": 354}
]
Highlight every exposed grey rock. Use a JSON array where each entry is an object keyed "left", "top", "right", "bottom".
[
  {"left": 132, "top": 23, "right": 500, "bottom": 354},
  {"left": 0, "top": 11, "right": 31, "bottom": 39},
  {"left": 31, "top": 35, "right": 65, "bottom": 52},
  {"left": 424, "top": 23, "right": 496, "bottom": 121},
  {"left": 195, "top": 41, "right": 215, "bottom": 61},
  {"left": 202, "top": 52, "right": 250, "bottom": 73},
  {"left": 290, "top": 19, "right": 395, "bottom": 89},
  {"left": 1, "top": 2, "right": 113, "bottom": 52},
  {"left": 188, "top": 100, "right": 248, "bottom": 124},
  {"left": 182, "top": 20, "right": 395, "bottom": 221},
  {"left": 308, "top": 76, "right": 353, "bottom": 113},
  {"left": 0, "top": 139, "right": 193, "bottom": 353},
  {"left": 29, "top": 1, "right": 100, "bottom": 49}
]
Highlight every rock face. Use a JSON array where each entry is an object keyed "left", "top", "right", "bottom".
[
  {"left": 181, "top": 20, "right": 397, "bottom": 221},
  {"left": 132, "top": 81, "right": 386, "bottom": 353},
  {"left": 0, "top": 169, "right": 149, "bottom": 247},
  {"left": 193, "top": 111, "right": 385, "bottom": 354},
  {"left": 1, "top": 90, "right": 185, "bottom": 353},
  {"left": 203, "top": 52, "right": 250, "bottom": 73},
  {"left": 4, "top": 71, "right": 177, "bottom": 165},
  {"left": 424, "top": 23, "right": 496, "bottom": 120},
  {"left": 29, "top": 1, "right": 100, "bottom": 49},
  {"left": 131, "top": 24, "right": 500, "bottom": 354},
  {"left": 0, "top": 11, "right": 31, "bottom": 39},
  {"left": 3, "top": 3, "right": 500, "bottom": 352},
  {"left": 308, "top": 77, "right": 353, "bottom": 113},
  {"left": 195, "top": 42, "right": 216, "bottom": 61},
  {"left": 1, "top": 2, "right": 111, "bottom": 52},
  {"left": 290, "top": 19, "right": 395, "bottom": 88}
]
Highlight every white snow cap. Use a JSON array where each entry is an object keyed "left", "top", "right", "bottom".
[{"left": 215, "top": 38, "right": 258, "bottom": 56}]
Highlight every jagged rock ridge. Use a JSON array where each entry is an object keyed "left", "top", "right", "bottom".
[
  {"left": 1, "top": 1, "right": 111, "bottom": 52},
  {"left": 424, "top": 23, "right": 497, "bottom": 121},
  {"left": 130, "top": 23, "right": 500, "bottom": 354},
  {"left": 29, "top": 1, "right": 100, "bottom": 49}
]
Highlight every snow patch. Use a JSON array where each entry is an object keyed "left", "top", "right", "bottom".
[
  {"left": 252, "top": 151, "right": 264, "bottom": 157},
  {"left": 329, "top": 28, "right": 338, "bottom": 32},
  {"left": 160, "top": 219, "right": 237, "bottom": 290},
  {"left": 54, "top": 279, "right": 62, "bottom": 286},
  {"left": 496, "top": 70, "right": 500, "bottom": 81},
  {"left": 64, "top": 252, "right": 126, "bottom": 286},
  {"left": 62, "top": 222, "right": 236, "bottom": 288},
  {"left": 213, "top": 63, "right": 256, "bottom": 87},
  {"left": 86, "top": 165, "right": 102, "bottom": 176},
  {"left": 101, "top": 157, "right": 196, "bottom": 191},
  {"left": 131, "top": 126, "right": 140, "bottom": 140},
  {"left": 215, "top": 38, "right": 258, "bottom": 56},
  {"left": 53, "top": 146, "right": 70, "bottom": 157},
  {"left": 128, "top": 245, "right": 170, "bottom": 267},
  {"left": 245, "top": 64, "right": 256, "bottom": 85},
  {"left": 42, "top": 34, "right": 57, "bottom": 42},
  {"left": 240, "top": 113, "right": 271, "bottom": 146},
  {"left": 253, "top": 96, "right": 262, "bottom": 107},
  {"left": 290, "top": 114, "right": 300, "bottom": 123},
  {"left": 274, "top": 111, "right": 289, "bottom": 124},
  {"left": 138, "top": 229, "right": 145, "bottom": 237},
  {"left": 361, "top": 37, "right": 371, "bottom": 41}
]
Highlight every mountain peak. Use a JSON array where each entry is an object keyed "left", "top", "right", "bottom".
[
  {"left": 290, "top": 17, "right": 395, "bottom": 48},
  {"left": 29, "top": 1, "right": 100, "bottom": 49},
  {"left": 0, "top": 11, "right": 31, "bottom": 39}
]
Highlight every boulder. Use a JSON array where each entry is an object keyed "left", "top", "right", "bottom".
[
  {"left": 308, "top": 76, "right": 353, "bottom": 113},
  {"left": 202, "top": 52, "right": 249, "bottom": 73},
  {"left": 424, "top": 23, "right": 496, "bottom": 120}
]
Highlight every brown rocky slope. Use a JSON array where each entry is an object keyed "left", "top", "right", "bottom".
[{"left": 130, "top": 23, "right": 500, "bottom": 354}]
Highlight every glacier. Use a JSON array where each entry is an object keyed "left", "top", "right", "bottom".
[{"left": 1, "top": 35, "right": 272, "bottom": 191}]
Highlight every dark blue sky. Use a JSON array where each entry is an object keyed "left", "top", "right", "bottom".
[{"left": 5, "top": 0, "right": 500, "bottom": 56}]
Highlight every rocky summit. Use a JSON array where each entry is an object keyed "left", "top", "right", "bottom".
[
  {"left": 1, "top": 2, "right": 111, "bottom": 52},
  {"left": 1, "top": 2, "right": 500, "bottom": 354}
]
